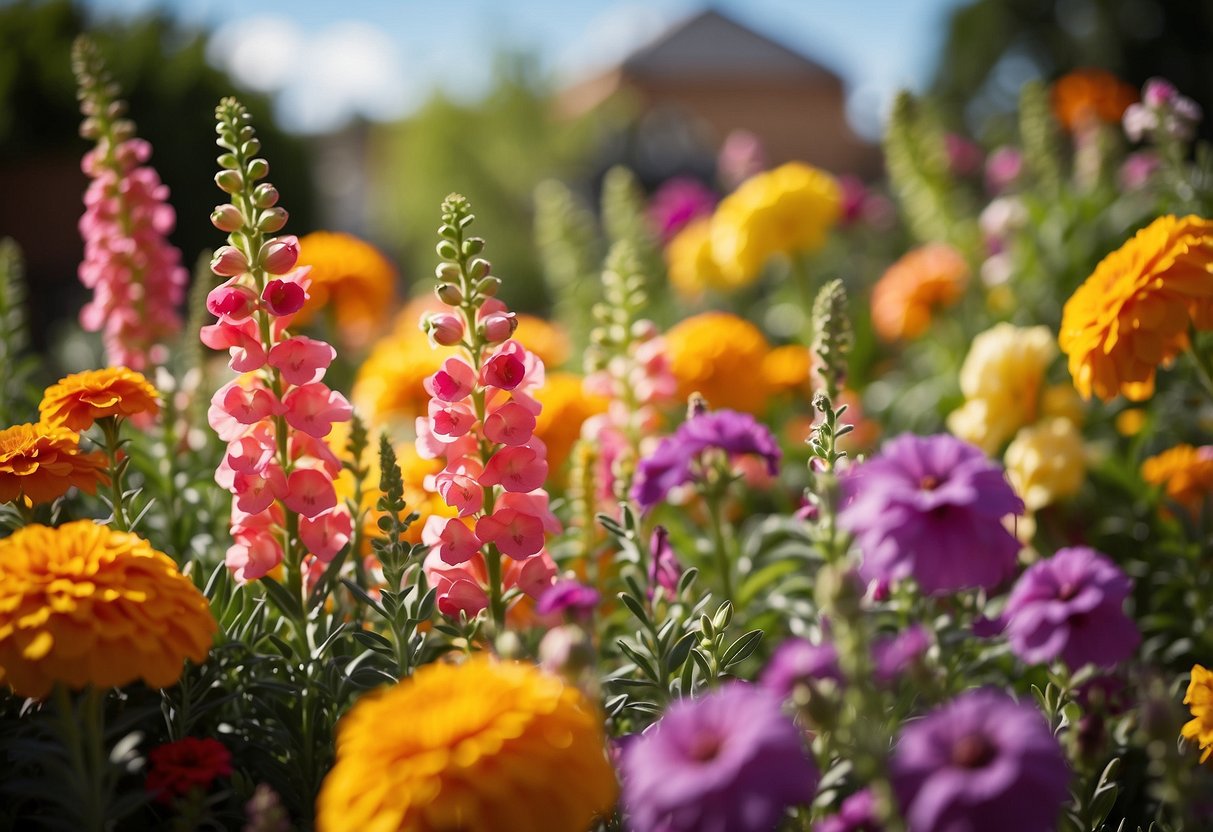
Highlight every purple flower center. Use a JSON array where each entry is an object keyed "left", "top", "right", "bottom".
[
  {"left": 919, "top": 475, "right": 940, "bottom": 491},
  {"left": 951, "top": 733, "right": 997, "bottom": 769}
]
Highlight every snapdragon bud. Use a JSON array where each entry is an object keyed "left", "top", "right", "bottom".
[
  {"left": 211, "top": 245, "right": 249, "bottom": 277},
  {"left": 260, "top": 236, "right": 300, "bottom": 275},
  {"left": 211, "top": 204, "right": 244, "bottom": 233}
]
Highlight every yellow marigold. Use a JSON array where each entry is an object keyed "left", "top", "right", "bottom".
[
  {"left": 534, "top": 372, "right": 607, "bottom": 474},
  {"left": 1141, "top": 444, "right": 1213, "bottom": 513},
  {"left": 666, "top": 312, "right": 773, "bottom": 414},
  {"left": 39, "top": 367, "right": 160, "bottom": 431},
  {"left": 0, "top": 521, "right": 216, "bottom": 699},
  {"left": 352, "top": 330, "right": 444, "bottom": 425},
  {"left": 0, "top": 423, "right": 106, "bottom": 505},
  {"left": 1183, "top": 664, "right": 1213, "bottom": 763},
  {"left": 316, "top": 656, "right": 617, "bottom": 832},
  {"left": 666, "top": 218, "right": 731, "bottom": 296},
  {"left": 1051, "top": 68, "right": 1138, "bottom": 133},
  {"left": 514, "top": 314, "right": 571, "bottom": 369},
  {"left": 762, "top": 344, "right": 814, "bottom": 396},
  {"left": 1060, "top": 215, "right": 1213, "bottom": 402},
  {"left": 871, "top": 243, "right": 969, "bottom": 342},
  {"left": 295, "top": 231, "right": 397, "bottom": 340},
  {"left": 1004, "top": 417, "right": 1086, "bottom": 512},
  {"left": 711, "top": 162, "right": 841, "bottom": 286},
  {"left": 947, "top": 324, "right": 1056, "bottom": 454}
]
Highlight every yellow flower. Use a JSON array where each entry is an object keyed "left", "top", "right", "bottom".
[
  {"left": 0, "top": 423, "right": 106, "bottom": 506},
  {"left": 352, "top": 330, "right": 444, "bottom": 425},
  {"left": 666, "top": 312, "right": 773, "bottom": 414},
  {"left": 513, "top": 314, "right": 571, "bottom": 369},
  {"left": 666, "top": 218, "right": 731, "bottom": 296},
  {"left": 295, "top": 231, "right": 397, "bottom": 342},
  {"left": 1059, "top": 215, "right": 1213, "bottom": 402},
  {"left": 871, "top": 243, "right": 969, "bottom": 342},
  {"left": 0, "top": 521, "right": 216, "bottom": 699},
  {"left": 534, "top": 372, "right": 608, "bottom": 475},
  {"left": 711, "top": 162, "right": 841, "bottom": 286},
  {"left": 1141, "top": 444, "right": 1213, "bottom": 513},
  {"left": 1004, "top": 418, "right": 1086, "bottom": 512},
  {"left": 39, "top": 367, "right": 160, "bottom": 431},
  {"left": 947, "top": 324, "right": 1057, "bottom": 454},
  {"left": 1040, "top": 384, "right": 1086, "bottom": 427},
  {"left": 317, "top": 656, "right": 617, "bottom": 832},
  {"left": 762, "top": 344, "right": 815, "bottom": 396},
  {"left": 1183, "top": 664, "right": 1213, "bottom": 763}
]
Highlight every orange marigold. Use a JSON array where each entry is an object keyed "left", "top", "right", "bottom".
[
  {"left": 1059, "top": 215, "right": 1213, "bottom": 402},
  {"left": 666, "top": 312, "right": 773, "bottom": 414},
  {"left": 762, "top": 344, "right": 815, "bottom": 396},
  {"left": 871, "top": 243, "right": 969, "bottom": 342},
  {"left": 351, "top": 330, "right": 444, "bottom": 425},
  {"left": 0, "top": 521, "right": 216, "bottom": 698},
  {"left": 39, "top": 367, "right": 160, "bottom": 431},
  {"left": 295, "top": 231, "right": 397, "bottom": 341},
  {"left": 1141, "top": 444, "right": 1213, "bottom": 513},
  {"left": 317, "top": 656, "right": 617, "bottom": 832},
  {"left": 514, "top": 314, "right": 571, "bottom": 369},
  {"left": 534, "top": 372, "right": 608, "bottom": 474},
  {"left": 1051, "top": 68, "right": 1138, "bottom": 133},
  {"left": 1183, "top": 664, "right": 1213, "bottom": 763},
  {"left": 0, "top": 423, "right": 106, "bottom": 505}
]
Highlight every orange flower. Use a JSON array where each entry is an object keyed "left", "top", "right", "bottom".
[
  {"left": 871, "top": 243, "right": 969, "bottom": 341},
  {"left": 666, "top": 312, "right": 773, "bottom": 414},
  {"left": 0, "top": 521, "right": 216, "bottom": 698},
  {"left": 294, "top": 231, "right": 397, "bottom": 342},
  {"left": 534, "top": 372, "right": 607, "bottom": 474},
  {"left": 1051, "top": 68, "right": 1138, "bottom": 133},
  {"left": 351, "top": 330, "right": 445, "bottom": 425},
  {"left": 513, "top": 314, "right": 571, "bottom": 369},
  {"left": 762, "top": 344, "right": 814, "bottom": 396},
  {"left": 1059, "top": 215, "right": 1213, "bottom": 402},
  {"left": 0, "top": 423, "right": 106, "bottom": 505},
  {"left": 1142, "top": 444, "right": 1213, "bottom": 513},
  {"left": 39, "top": 367, "right": 160, "bottom": 431}
]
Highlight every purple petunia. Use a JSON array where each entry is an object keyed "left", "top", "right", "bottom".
[
  {"left": 872, "top": 625, "right": 930, "bottom": 684},
  {"left": 891, "top": 688, "right": 1069, "bottom": 832},
  {"left": 534, "top": 579, "right": 600, "bottom": 619},
  {"left": 760, "top": 638, "right": 841, "bottom": 700},
  {"left": 838, "top": 434, "right": 1024, "bottom": 595},
  {"left": 621, "top": 683, "right": 818, "bottom": 832},
  {"left": 1002, "top": 546, "right": 1140, "bottom": 670},
  {"left": 632, "top": 409, "right": 781, "bottom": 510},
  {"left": 814, "top": 789, "right": 882, "bottom": 832}
]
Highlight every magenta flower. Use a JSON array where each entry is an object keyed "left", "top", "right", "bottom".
[
  {"left": 872, "top": 625, "right": 930, "bottom": 683},
  {"left": 1002, "top": 546, "right": 1139, "bottom": 670},
  {"left": 648, "top": 177, "right": 717, "bottom": 242},
  {"left": 621, "top": 684, "right": 818, "bottom": 832},
  {"left": 891, "top": 689, "right": 1069, "bottom": 832},
  {"left": 760, "top": 638, "right": 841, "bottom": 700},
  {"left": 839, "top": 434, "right": 1023, "bottom": 595},
  {"left": 632, "top": 409, "right": 781, "bottom": 510},
  {"left": 648, "top": 526, "right": 683, "bottom": 597},
  {"left": 814, "top": 789, "right": 881, "bottom": 832},
  {"left": 535, "top": 579, "right": 600, "bottom": 618}
]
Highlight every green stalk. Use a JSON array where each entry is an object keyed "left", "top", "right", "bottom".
[{"left": 98, "top": 416, "right": 128, "bottom": 532}]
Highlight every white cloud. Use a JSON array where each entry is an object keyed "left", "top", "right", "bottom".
[{"left": 207, "top": 16, "right": 416, "bottom": 134}]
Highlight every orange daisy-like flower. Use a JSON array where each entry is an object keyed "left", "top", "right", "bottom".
[
  {"left": 1183, "top": 664, "right": 1213, "bottom": 763},
  {"left": 317, "top": 656, "right": 617, "bottom": 832},
  {"left": 0, "top": 521, "right": 216, "bottom": 698},
  {"left": 0, "top": 423, "right": 106, "bottom": 505},
  {"left": 1059, "top": 215, "right": 1213, "bottom": 402},
  {"left": 1051, "top": 68, "right": 1138, "bottom": 133},
  {"left": 1141, "top": 444, "right": 1213, "bottom": 513},
  {"left": 39, "top": 367, "right": 160, "bottom": 431},
  {"left": 666, "top": 312, "right": 774, "bottom": 414},
  {"left": 295, "top": 231, "right": 398, "bottom": 341},
  {"left": 871, "top": 243, "right": 969, "bottom": 342}
]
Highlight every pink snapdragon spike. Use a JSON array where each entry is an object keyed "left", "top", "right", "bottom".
[
  {"left": 415, "top": 195, "right": 561, "bottom": 628},
  {"left": 204, "top": 98, "right": 352, "bottom": 586},
  {"left": 73, "top": 39, "right": 188, "bottom": 371}
]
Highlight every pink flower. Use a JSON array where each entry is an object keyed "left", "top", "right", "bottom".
[
  {"left": 207, "top": 282, "right": 259, "bottom": 323},
  {"left": 262, "top": 276, "right": 308, "bottom": 317},
  {"left": 300, "top": 508, "right": 352, "bottom": 561},
  {"left": 200, "top": 319, "right": 267, "bottom": 372},
  {"left": 480, "top": 350, "right": 526, "bottom": 390},
  {"left": 226, "top": 527, "right": 284, "bottom": 583},
  {"left": 480, "top": 311, "right": 517, "bottom": 344},
  {"left": 496, "top": 490, "right": 562, "bottom": 535},
  {"left": 475, "top": 507, "right": 545, "bottom": 559},
  {"left": 260, "top": 235, "right": 299, "bottom": 275},
  {"left": 423, "top": 550, "right": 490, "bottom": 618},
  {"left": 269, "top": 336, "right": 336, "bottom": 386},
  {"left": 424, "top": 312, "right": 465, "bottom": 347},
  {"left": 434, "top": 458, "right": 485, "bottom": 517},
  {"left": 429, "top": 400, "right": 477, "bottom": 438},
  {"left": 282, "top": 467, "right": 337, "bottom": 518},
  {"left": 422, "top": 515, "right": 483, "bottom": 565},
  {"left": 213, "top": 380, "right": 279, "bottom": 428},
  {"left": 479, "top": 443, "right": 548, "bottom": 493},
  {"left": 219, "top": 428, "right": 276, "bottom": 484},
  {"left": 505, "top": 551, "right": 558, "bottom": 599},
  {"left": 290, "top": 431, "right": 343, "bottom": 479},
  {"left": 232, "top": 465, "right": 287, "bottom": 515},
  {"left": 483, "top": 400, "right": 537, "bottom": 446},
  {"left": 211, "top": 246, "right": 249, "bottom": 277},
  {"left": 425, "top": 357, "right": 477, "bottom": 402},
  {"left": 281, "top": 383, "right": 352, "bottom": 438}
]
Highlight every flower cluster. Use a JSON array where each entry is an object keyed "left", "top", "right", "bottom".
[
  {"left": 1123, "top": 78, "right": 1202, "bottom": 143},
  {"left": 72, "top": 38, "right": 187, "bottom": 371},
  {"left": 202, "top": 99, "right": 353, "bottom": 582}
]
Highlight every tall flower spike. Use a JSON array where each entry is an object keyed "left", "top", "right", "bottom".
[
  {"left": 418, "top": 195, "right": 559, "bottom": 630},
  {"left": 72, "top": 37, "right": 187, "bottom": 371},
  {"left": 204, "top": 98, "right": 352, "bottom": 589},
  {"left": 811, "top": 278, "right": 852, "bottom": 401}
]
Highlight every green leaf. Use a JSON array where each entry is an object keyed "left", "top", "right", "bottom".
[{"left": 721, "top": 629, "right": 764, "bottom": 668}]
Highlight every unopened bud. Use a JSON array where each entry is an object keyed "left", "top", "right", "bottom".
[
  {"left": 252, "top": 183, "right": 279, "bottom": 208},
  {"left": 467, "top": 258, "right": 490, "bottom": 280},
  {"left": 210, "top": 245, "right": 249, "bottom": 277},
  {"left": 260, "top": 235, "right": 299, "bottom": 275},
  {"left": 246, "top": 158, "right": 269, "bottom": 181},
  {"left": 475, "top": 276, "right": 501, "bottom": 297},
  {"left": 480, "top": 311, "right": 517, "bottom": 344},
  {"left": 436, "top": 283, "right": 463, "bottom": 306},
  {"left": 215, "top": 169, "right": 243, "bottom": 194},
  {"left": 210, "top": 204, "right": 244, "bottom": 233},
  {"left": 424, "top": 313, "right": 465, "bottom": 347},
  {"left": 257, "top": 208, "right": 289, "bottom": 233}
]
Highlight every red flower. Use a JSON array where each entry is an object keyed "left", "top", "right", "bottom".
[{"left": 145, "top": 737, "right": 233, "bottom": 804}]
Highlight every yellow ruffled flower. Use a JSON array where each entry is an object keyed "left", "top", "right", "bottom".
[
  {"left": 666, "top": 218, "right": 732, "bottom": 296},
  {"left": 1183, "top": 664, "right": 1213, "bottom": 763},
  {"left": 666, "top": 312, "right": 773, "bottom": 414},
  {"left": 295, "top": 231, "right": 398, "bottom": 343},
  {"left": 0, "top": 521, "right": 216, "bottom": 699},
  {"left": 1059, "top": 215, "right": 1213, "bottom": 402},
  {"left": 352, "top": 330, "right": 445, "bottom": 426},
  {"left": 1141, "top": 444, "right": 1213, "bottom": 513},
  {"left": 947, "top": 323, "right": 1057, "bottom": 455},
  {"left": 871, "top": 243, "right": 969, "bottom": 342},
  {"left": 317, "top": 656, "right": 618, "bottom": 832},
  {"left": 0, "top": 423, "right": 106, "bottom": 506},
  {"left": 711, "top": 162, "right": 841, "bottom": 286},
  {"left": 534, "top": 372, "right": 607, "bottom": 475},
  {"left": 513, "top": 314, "right": 571, "bottom": 369},
  {"left": 1004, "top": 417, "right": 1086, "bottom": 512},
  {"left": 39, "top": 367, "right": 160, "bottom": 431}
]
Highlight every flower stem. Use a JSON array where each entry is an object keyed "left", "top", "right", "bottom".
[
  {"left": 98, "top": 417, "right": 128, "bottom": 532},
  {"left": 704, "top": 481, "right": 734, "bottom": 606},
  {"left": 54, "top": 683, "right": 109, "bottom": 832},
  {"left": 1186, "top": 329, "right": 1213, "bottom": 400}
]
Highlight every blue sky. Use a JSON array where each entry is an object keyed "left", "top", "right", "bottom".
[{"left": 79, "top": 0, "right": 971, "bottom": 136}]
